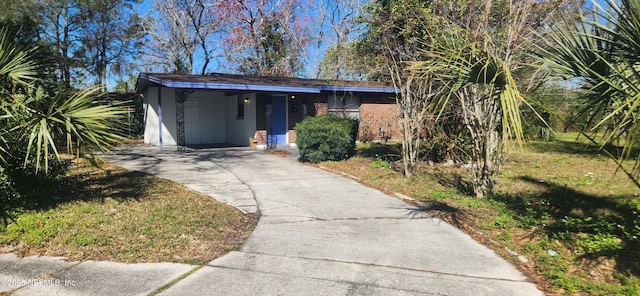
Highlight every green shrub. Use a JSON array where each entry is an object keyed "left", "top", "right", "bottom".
[
  {"left": 0, "top": 154, "right": 73, "bottom": 226},
  {"left": 4, "top": 155, "right": 72, "bottom": 202},
  {"left": 369, "top": 155, "right": 391, "bottom": 169},
  {"left": 575, "top": 233, "right": 623, "bottom": 254},
  {"left": 0, "top": 170, "right": 22, "bottom": 225},
  {"left": 295, "top": 115, "right": 359, "bottom": 163}
]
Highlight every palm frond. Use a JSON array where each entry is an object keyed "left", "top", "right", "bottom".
[
  {"left": 0, "top": 27, "right": 37, "bottom": 86},
  {"left": 535, "top": 0, "right": 640, "bottom": 182},
  {"left": 410, "top": 42, "right": 529, "bottom": 145},
  {"left": 12, "top": 86, "right": 127, "bottom": 172}
]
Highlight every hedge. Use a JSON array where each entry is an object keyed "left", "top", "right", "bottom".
[{"left": 294, "top": 115, "right": 359, "bottom": 163}]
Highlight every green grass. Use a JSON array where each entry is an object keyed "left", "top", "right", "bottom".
[
  {"left": 323, "top": 134, "right": 640, "bottom": 295},
  {"left": 0, "top": 159, "right": 258, "bottom": 264}
]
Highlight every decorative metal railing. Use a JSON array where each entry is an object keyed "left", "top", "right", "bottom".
[
  {"left": 266, "top": 103, "right": 276, "bottom": 150},
  {"left": 175, "top": 89, "right": 193, "bottom": 152}
]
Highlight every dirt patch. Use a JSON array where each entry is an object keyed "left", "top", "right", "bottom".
[{"left": 264, "top": 149, "right": 292, "bottom": 158}]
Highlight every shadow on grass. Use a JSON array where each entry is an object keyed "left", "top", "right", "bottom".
[
  {"left": 431, "top": 170, "right": 475, "bottom": 196},
  {"left": 490, "top": 176, "right": 640, "bottom": 277},
  {"left": 1, "top": 166, "right": 152, "bottom": 225},
  {"left": 69, "top": 169, "right": 151, "bottom": 203},
  {"left": 356, "top": 142, "right": 402, "bottom": 162},
  {"left": 526, "top": 135, "right": 635, "bottom": 159}
]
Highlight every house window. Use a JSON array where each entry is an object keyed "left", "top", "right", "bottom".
[
  {"left": 328, "top": 94, "right": 360, "bottom": 120},
  {"left": 237, "top": 97, "right": 245, "bottom": 119}
]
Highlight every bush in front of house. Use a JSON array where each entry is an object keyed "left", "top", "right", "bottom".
[
  {"left": 0, "top": 170, "right": 22, "bottom": 225},
  {"left": 295, "top": 115, "right": 359, "bottom": 163},
  {"left": 0, "top": 154, "right": 73, "bottom": 224}
]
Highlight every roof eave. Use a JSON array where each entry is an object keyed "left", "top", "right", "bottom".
[
  {"left": 138, "top": 73, "right": 321, "bottom": 94},
  {"left": 137, "top": 73, "right": 399, "bottom": 94},
  {"left": 319, "top": 85, "right": 398, "bottom": 93}
]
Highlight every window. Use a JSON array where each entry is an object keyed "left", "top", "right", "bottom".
[
  {"left": 328, "top": 94, "right": 360, "bottom": 120},
  {"left": 237, "top": 97, "right": 245, "bottom": 119}
]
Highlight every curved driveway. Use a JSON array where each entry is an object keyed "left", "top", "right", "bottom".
[{"left": 108, "top": 146, "right": 542, "bottom": 296}]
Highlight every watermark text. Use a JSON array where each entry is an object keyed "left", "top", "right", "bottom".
[{"left": 1, "top": 278, "right": 76, "bottom": 287}]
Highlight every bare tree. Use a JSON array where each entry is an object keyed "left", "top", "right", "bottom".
[
  {"left": 389, "top": 63, "right": 435, "bottom": 177},
  {"left": 146, "top": 0, "right": 219, "bottom": 75},
  {"left": 354, "top": 0, "right": 437, "bottom": 177},
  {"left": 309, "top": 0, "right": 365, "bottom": 79},
  {"left": 216, "top": 0, "right": 309, "bottom": 76}
]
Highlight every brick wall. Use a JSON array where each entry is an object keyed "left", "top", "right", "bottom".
[
  {"left": 288, "top": 96, "right": 302, "bottom": 144},
  {"left": 359, "top": 95, "right": 400, "bottom": 142},
  {"left": 252, "top": 93, "right": 400, "bottom": 146},
  {"left": 253, "top": 94, "right": 267, "bottom": 145},
  {"left": 288, "top": 94, "right": 327, "bottom": 144},
  {"left": 314, "top": 101, "right": 328, "bottom": 115},
  {"left": 254, "top": 130, "right": 267, "bottom": 145},
  {"left": 256, "top": 94, "right": 267, "bottom": 130},
  {"left": 288, "top": 97, "right": 304, "bottom": 130}
]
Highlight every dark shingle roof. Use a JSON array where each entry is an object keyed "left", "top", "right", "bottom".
[{"left": 136, "top": 73, "right": 397, "bottom": 94}]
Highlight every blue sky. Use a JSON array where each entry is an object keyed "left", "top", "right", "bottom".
[{"left": 127, "top": 0, "right": 349, "bottom": 82}]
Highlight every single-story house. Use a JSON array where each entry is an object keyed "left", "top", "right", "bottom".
[{"left": 135, "top": 73, "right": 401, "bottom": 150}]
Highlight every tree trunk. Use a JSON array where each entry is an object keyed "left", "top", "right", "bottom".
[
  {"left": 397, "top": 75, "right": 425, "bottom": 178},
  {"left": 460, "top": 85, "right": 503, "bottom": 198}
]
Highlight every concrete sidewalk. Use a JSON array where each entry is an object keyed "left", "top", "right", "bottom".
[{"left": 0, "top": 146, "right": 543, "bottom": 295}]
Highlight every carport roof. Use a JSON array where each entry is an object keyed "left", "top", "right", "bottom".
[{"left": 136, "top": 73, "right": 398, "bottom": 94}]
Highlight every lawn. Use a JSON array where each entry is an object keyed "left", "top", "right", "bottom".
[
  {"left": 0, "top": 159, "right": 258, "bottom": 265},
  {"left": 321, "top": 133, "right": 640, "bottom": 295}
]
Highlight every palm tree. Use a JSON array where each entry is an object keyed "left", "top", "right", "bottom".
[
  {"left": 535, "top": 0, "right": 640, "bottom": 185},
  {"left": 411, "top": 43, "right": 528, "bottom": 198},
  {"left": 409, "top": 1, "right": 538, "bottom": 198},
  {"left": 0, "top": 27, "right": 126, "bottom": 173}
]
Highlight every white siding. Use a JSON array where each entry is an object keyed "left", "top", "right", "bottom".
[
  {"left": 187, "top": 90, "right": 226, "bottom": 144},
  {"left": 184, "top": 99, "right": 201, "bottom": 144},
  {"left": 160, "top": 87, "right": 177, "bottom": 146},
  {"left": 143, "top": 88, "right": 255, "bottom": 147},
  {"left": 225, "top": 93, "right": 257, "bottom": 146},
  {"left": 143, "top": 86, "right": 159, "bottom": 145},
  {"left": 142, "top": 86, "right": 177, "bottom": 146}
]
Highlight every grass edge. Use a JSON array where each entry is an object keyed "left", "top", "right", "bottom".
[{"left": 147, "top": 265, "right": 204, "bottom": 296}]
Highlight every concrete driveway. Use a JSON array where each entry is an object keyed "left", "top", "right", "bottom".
[
  {"left": 1, "top": 146, "right": 543, "bottom": 295},
  {"left": 110, "top": 146, "right": 542, "bottom": 296}
]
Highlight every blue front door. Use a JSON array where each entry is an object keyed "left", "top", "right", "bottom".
[{"left": 270, "top": 95, "right": 287, "bottom": 144}]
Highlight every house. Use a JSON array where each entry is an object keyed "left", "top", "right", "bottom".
[{"left": 135, "top": 73, "right": 401, "bottom": 150}]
